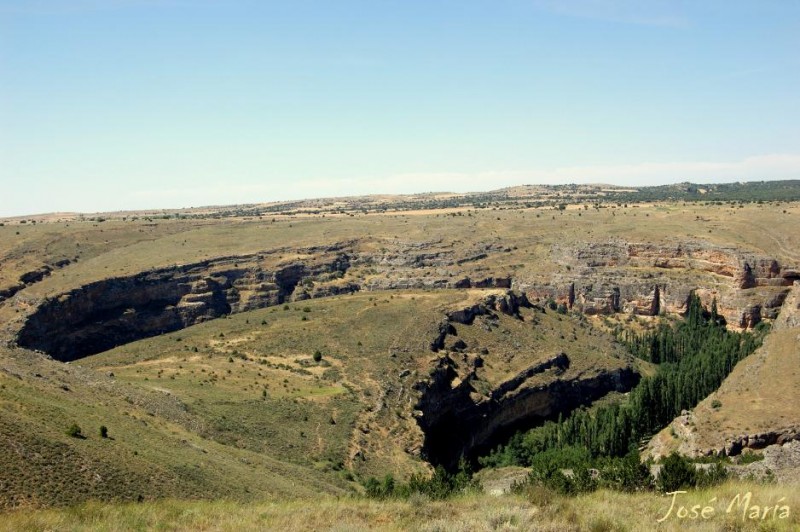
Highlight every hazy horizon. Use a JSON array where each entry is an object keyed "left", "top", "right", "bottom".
[{"left": 3, "top": 176, "right": 798, "bottom": 219}]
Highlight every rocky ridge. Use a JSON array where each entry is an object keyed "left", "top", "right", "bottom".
[
  {"left": 14, "top": 246, "right": 356, "bottom": 361},
  {"left": 0, "top": 260, "right": 73, "bottom": 303},
  {"left": 524, "top": 240, "right": 798, "bottom": 328},
  {"left": 411, "top": 292, "right": 639, "bottom": 469},
  {"left": 645, "top": 281, "right": 800, "bottom": 463},
  {"left": 6, "top": 238, "right": 797, "bottom": 363}
]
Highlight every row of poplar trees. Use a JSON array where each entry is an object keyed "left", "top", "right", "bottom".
[{"left": 481, "top": 293, "right": 766, "bottom": 467}]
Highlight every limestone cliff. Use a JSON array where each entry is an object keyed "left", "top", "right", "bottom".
[
  {"left": 7, "top": 238, "right": 797, "bottom": 364},
  {"left": 15, "top": 250, "right": 354, "bottom": 361},
  {"left": 522, "top": 240, "right": 797, "bottom": 328},
  {"left": 411, "top": 294, "right": 639, "bottom": 469},
  {"left": 413, "top": 351, "right": 638, "bottom": 469},
  {"left": 645, "top": 281, "right": 800, "bottom": 462}
]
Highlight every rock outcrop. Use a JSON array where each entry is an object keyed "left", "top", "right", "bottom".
[
  {"left": 413, "top": 350, "right": 638, "bottom": 469},
  {"left": 0, "top": 260, "right": 72, "bottom": 303},
  {"left": 523, "top": 240, "right": 797, "bottom": 328},
  {"left": 774, "top": 280, "right": 800, "bottom": 329},
  {"left": 9, "top": 237, "right": 798, "bottom": 365},
  {"left": 443, "top": 291, "right": 531, "bottom": 327},
  {"left": 430, "top": 291, "right": 532, "bottom": 352},
  {"left": 723, "top": 429, "right": 800, "bottom": 456},
  {"left": 645, "top": 281, "right": 800, "bottom": 465},
  {"left": 15, "top": 250, "right": 354, "bottom": 361}
]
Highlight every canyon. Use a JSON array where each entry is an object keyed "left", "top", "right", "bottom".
[
  {"left": 2, "top": 196, "right": 800, "bottom": 507},
  {"left": 413, "top": 293, "right": 640, "bottom": 468},
  {"left": 10, "top": 238, "right": 796, "bottom": 363}
]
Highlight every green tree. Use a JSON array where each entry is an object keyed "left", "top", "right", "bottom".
[{"left": 657, "top": 453, "right": 696, "bottom": 492}]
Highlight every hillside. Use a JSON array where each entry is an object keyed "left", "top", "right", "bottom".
[
  {"left": 1, "top": 287, "right": 637, "bottom": 507},
  {"left": 1, "top": 182, "right": 799, "bottom": 513},
  {"left": 0, "top": 342, "right": 351, "bottom": 508},
  {"left": 647, "top": 281, "right": 800, "bottom": 477}
]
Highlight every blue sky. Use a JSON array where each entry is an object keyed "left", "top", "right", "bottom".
[{"left": 1, "top": 0, "right": 799, "bottom": 216}]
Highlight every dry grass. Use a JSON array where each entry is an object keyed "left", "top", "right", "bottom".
[
  {"left": 0, "top": 287, "right": 631, "bottom": 507},
  {"left": 2, "top": 480, "right": 797, "bottom": 531},
  {"left": 650, "top": 322, "right": 800, "bottom": 461},
  {"left": 0, "top": 345, "right": 352, "bottom": 510},
  {"left": 80, "top": 289, "right": 631, "bottom": 480},
  {"left": 3, "top": 198, "right": 800, "bottom": 516},
  {"left": 696, "top": 326, "right": 800, "bottom": 446}
]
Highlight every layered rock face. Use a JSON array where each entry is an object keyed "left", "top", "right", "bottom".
[
  {"left": 7, "top": 234, "right": 798, "bottom": 477},
  {"left": 10, "top": 238, "right": 797, "bottom": 362},
  {"left": 413, "top": 294, "right": 639, "bottom": 469},
  {"left": 773, "top": 280, "right": 800, "bottom": 329},
  {"left": 15, "top": 249, "right": 356, "bottom": 361},
  {"left": 414, "top": 353, "right": 638, "bottom": 469},
  {"left": 645, "top": 281, "right": 800, "bottom": 463},
  {"left": 361, "top": 240, "right": 511, "bottom": 291},
  {"left": 523, "top": 240, "right": 798, "bottom": 328}
]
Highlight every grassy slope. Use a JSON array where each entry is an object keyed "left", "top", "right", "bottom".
[
  {"left": 4, "top": 201, "right": 797, "bottom": 340},
  {"left": 0, "top": 345, "right": 351, "bottom": 509},
  {"left": 80, "top": 289, "right": 632, "bottom": 481},
  {"left": 2, "top": 199, "right": 800, "bottom": 515},
  {"left": 0, "top": 218, "right": 207, "bottom": 296},
  {"left": 2, "top": 480, "right": 797, "bottom": 532},
  {"left": 695, "top": 326, "right": 800, "bottom": 445},
  {"left": 3, "top": 202, "right": 798, "bottom": 338},
  {"left": 0, "top": 287, "right": 634, "bottom": 509},
  {"left": 649, "top": 318, "right": 800, "bottom": 460}
]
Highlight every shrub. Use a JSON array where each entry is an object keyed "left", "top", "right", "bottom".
[
  {"left": 525, "top": 447, "right": 597, "bottom": 495},
  {"left": 596, "top": 451, "right": 652, "bottom": 492},
  {"left": 738, "top": 452, "right": 764, "bottom": 465},
  {"left": 657, "top": 453, "right": 696, "bottom": 492},
  {"left": 364, "top": 461, "right": 478, "bottom": 500},
  {"left": 313, "top": 350, "right": 323, "bottom": 362},
  {"left": 66, "top": 424, "right": 83, "bottom": 438},
  {"left": 696, "top": 462, "right": 728, "bottom": 488},
  {"left": 99, "top": 425, "right": 108, "bottom": 438},
  {"left": 363, "top": 477, "right": 384, "bottom": 498}
]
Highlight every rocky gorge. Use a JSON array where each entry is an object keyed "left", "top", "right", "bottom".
[
  {"left": 7, "top": 238, "right": 798, "bottom": 363},
  {"left": 528, "top": 240, "right": 798, "bottom": 328},
  {"left": 412, "top": 293, "right": 640, "bottom": 468}
]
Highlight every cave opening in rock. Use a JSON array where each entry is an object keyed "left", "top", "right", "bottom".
[{"left": 415, "top": 368, "right": 641, "bottom": 472}]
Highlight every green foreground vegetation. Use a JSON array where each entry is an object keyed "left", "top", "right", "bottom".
[{"left": 2, "top": 480, "right": 796, "bottom": 532}]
